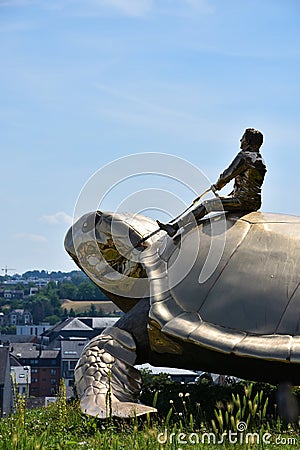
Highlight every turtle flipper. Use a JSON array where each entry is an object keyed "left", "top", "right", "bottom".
[{"left": 74, "top": 327, "right": 157, "bottom": 418}]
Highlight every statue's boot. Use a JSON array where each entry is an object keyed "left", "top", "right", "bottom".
[
  {"left": 156, "top": 204, "right": 207, "bottom": 237},
  {"left": 156, "top": 220, "right": 179, "bottom": 237},
  {"left": 74, "top": 326, "right": 157, "bottom": 418}
]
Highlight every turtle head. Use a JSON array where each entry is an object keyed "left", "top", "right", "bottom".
[{"left": 64, "top": 211, "right": 157, "bottom": 312}]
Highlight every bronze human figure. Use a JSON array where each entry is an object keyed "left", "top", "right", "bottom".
[{"left": 157, "top": 128, "right": 267, "bottom": 237}]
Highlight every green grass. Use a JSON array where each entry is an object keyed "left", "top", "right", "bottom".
[{"left": 1, "top": 380, "right": 299, "bottom": 449}]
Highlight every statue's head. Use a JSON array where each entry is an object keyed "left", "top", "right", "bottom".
[
  {"left": 64, "top": 211, "right": 158, "bottom": 312},
  {"left": 240, "top": 128, "right": 263, "bottom": 151}
]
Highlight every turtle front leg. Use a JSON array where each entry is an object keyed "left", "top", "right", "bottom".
[{"left": 74, "top": 326, "right": 157, "bottom": 418}]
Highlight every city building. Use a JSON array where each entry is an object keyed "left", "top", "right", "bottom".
[
  {"left": 41, "top": 317, "right": 94, "bottom": 349},
  {"left": 10, "top": 365, "right": 31, "bottom": 396},
  {"left": 29, "top": 287, "right": 39, "bottom": 296},
  {"left": 16, "top": 323, "right": 52, "bottom": 337},
  {"left": 0, "top": 289, "right": 24, "bottom": 300},
  {"left": 60, "top": 337, "right": 88, "bottom": 387},
  {"left": 10, "top": 343, "right": 60, "bottom": 397},
  {"left": 6, "top": 309, "right": 33, "bottom": 326},
  {"left": 79, "top": 317, "right": 119, "bottom": 330}
]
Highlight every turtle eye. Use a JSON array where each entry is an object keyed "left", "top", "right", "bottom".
[
  {"left": 82, "top": 213, "right": 97, "bottom": 233},
  {"left": 81, "top": 212, "right": 103, "bottom": 234}
]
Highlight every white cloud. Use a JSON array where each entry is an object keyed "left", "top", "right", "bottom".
[
  {"left": 40, "top": 211, "right": 73, "bottom": 226},
  {"left": 14, "top": 233, "right": 48, "bottom": 243}
]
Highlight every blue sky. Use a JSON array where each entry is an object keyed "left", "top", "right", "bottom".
[{"left": 1, "top": 0, "right": 300, "bottom": 274}]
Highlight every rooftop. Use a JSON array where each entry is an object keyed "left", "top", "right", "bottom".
[
  {"left": 43, "top": 318, "right": 93, "bottom": 335},
  {"left": 10, "top": 344, "right": 60, "bottom": 360},
  {"left": 79, "top": 317, "right": 118, "bottom": 329}
]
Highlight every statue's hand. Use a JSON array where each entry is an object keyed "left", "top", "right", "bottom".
[{"left": 212, "top": 179, "right": 226, "bottom": 192}]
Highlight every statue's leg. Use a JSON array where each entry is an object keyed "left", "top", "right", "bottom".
[
  {"left": 182, "top": 197, "right": 246, "bottom": 226},
  {"left": 156, "top": 196, "right": 247, "bottom": 236},
  {"left": 177, "top": 200, "right": 214, "bottom": 228},
  {"left": 75, "top": 326, "right": 157, "bottom": 418}
]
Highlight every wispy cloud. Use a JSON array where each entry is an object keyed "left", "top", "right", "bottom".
[
  {"left": 95, "top": 0, "right": 153, "bottom": 17},
  {"left": 78, "top": 0, "right": 214, "bottom": 17},
  {"left": 21, "top": 0, "right": 153, "bottom": 17},
  {"left": 40, "top": 211, "right": 73, "bottom": 225},
  {"left": 0, "top": 0, "right": 33, "bottom": 6},
  {"left": 0, "top": 0, "right": 214, "bottom": 17},
  {"left": 93, "top": 82, "right": 218, "bottom": 136},
  {"left": 14, "top": 233, "right": 48, "bottom": 243}
]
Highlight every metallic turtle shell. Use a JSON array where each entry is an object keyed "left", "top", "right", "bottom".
[{"left": 145, "top": 212, "right": 300, "bottom": 364}]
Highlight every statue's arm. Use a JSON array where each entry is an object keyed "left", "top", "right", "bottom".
[{"left": 214, "top": 152, "right": 249, "bottom": 191}]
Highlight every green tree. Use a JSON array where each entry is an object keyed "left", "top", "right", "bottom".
[
  {"left": 88, "top": 303, "right": 96, "bottom": 317},
  {"left": 0, "top": 325, "right": 16, "bottom": 334},
  {"left": 58, "top": 282, "right": 78, "bottom": 300},
  {"left": 77, "top": 281, "right": 96, "bottom": 300},
  {"left": 44, "top": 314, "right": 61, "bottom": 325},
  {"left": 25, "top": 294, "right": 54, "bottom": 323}
]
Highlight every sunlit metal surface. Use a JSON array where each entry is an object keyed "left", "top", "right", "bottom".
[
  {"left": 74, "top": 327, "right": 156, "bottom": 418},
  {"left": 147, "top": 212, "right": 300, "bottom": 363},
  {"left": 65, "top": 211, "right": 160, "bottom": 312},
  {"left": 65, "top": 210, "right": 300, "bottom": 418}
]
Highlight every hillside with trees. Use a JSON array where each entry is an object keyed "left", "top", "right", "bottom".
[{"left": 0, "top": 270, "right": 120, "bottom": 330}]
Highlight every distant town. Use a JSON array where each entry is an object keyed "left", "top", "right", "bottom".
[
  {"left": 0, "top": 269, "right": 120, "bottom": 333},
  {"left": 0, "top": 269, "right": 124, "bottom": 415},
  {"left": 0, "top": 270, "right": 199, "bottom": 416}
]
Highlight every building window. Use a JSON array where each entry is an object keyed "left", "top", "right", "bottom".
[
  {"left": 50, "top": 378, "right": 56, "bottom": 385},
  {"left": 69, "top": 361, "right": 76, "bottom": 370},
  {"left": 31, "top": 369, "right": 38, "bottom": 374},
  {"left": 50, "top": 388, "right": 55, "bottom": 395},
  {"left": 32, "top": 378, "right": 38, "bottom": 383},
  {"left": 50, "top": 369, "right": 56, "bottom": 375}
]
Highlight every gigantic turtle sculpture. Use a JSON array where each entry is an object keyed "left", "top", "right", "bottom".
[{"left": 64, "top": 210, "right": 300, "bottom": 418}]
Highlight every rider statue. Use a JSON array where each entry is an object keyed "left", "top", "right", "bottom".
[{"left": 157, "top": 128, "right": 267, "bottom": 237}]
